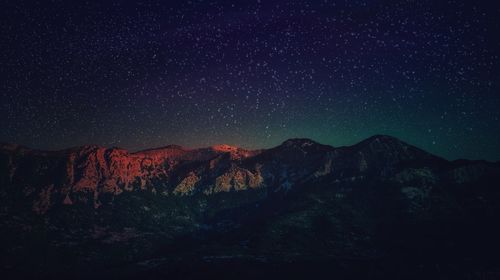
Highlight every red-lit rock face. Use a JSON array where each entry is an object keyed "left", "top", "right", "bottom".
[
  {"left": 0, "top": 143, "right": 269, "bottom": 212},
  {"left": 210, "top": 144, "right": 261, "bottom": 160},
  {"left": 67, "top": 145, "right": 205, "bottom": 198}
]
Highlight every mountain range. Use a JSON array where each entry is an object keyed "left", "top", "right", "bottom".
[{"left": 1, "top": 135, "right": 499, "bottom": 279}]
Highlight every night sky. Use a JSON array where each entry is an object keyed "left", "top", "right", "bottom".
[{"left": 1, "top": 0, "right": 499, "bottom": 161}]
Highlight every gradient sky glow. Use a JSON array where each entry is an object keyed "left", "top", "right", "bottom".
[{"left": 1, "top": 0, "right": 499, "bottom": 160}]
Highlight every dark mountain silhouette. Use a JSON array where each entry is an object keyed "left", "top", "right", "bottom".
[{"left": 1, "top": 135, "right": 499, "bottom": 279}]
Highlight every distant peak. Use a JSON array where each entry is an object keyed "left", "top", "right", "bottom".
[
  {"left": 211, "top": 144, "right": 240, "bottom": 152},
  {"left": 281, "top": 138, "right": 319, "bottom": 147},
  {"left": 353, "top": 135, "right": 407, "bottom": 149},
  {"left": 365, "top": 135, "right": 402, "bottom": 143},
  {"left": 134, "top": 144, "right": 187, "bottom": 154},
  {"left": 151, "top": 144, "right": 185, "bottom": 151},
  {"left": 74, "top": 144, "right": 103, "bottom": 151}
]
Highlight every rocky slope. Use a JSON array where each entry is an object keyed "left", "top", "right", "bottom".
[
  {"left": 0, "top": 141, "right": 264, "bottom": 213},
  {"left": 1, "top": 135, "right": 499, "bottom": 279}
]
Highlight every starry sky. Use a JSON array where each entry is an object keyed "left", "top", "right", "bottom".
[{"left": 1, "top": 0, "right": 499, "bottom": 161}]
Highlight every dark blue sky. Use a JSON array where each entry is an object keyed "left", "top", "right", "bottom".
[{"left": 1, "top": 0, "right": 499, "bottom": 160}]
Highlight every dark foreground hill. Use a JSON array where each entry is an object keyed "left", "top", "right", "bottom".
[{"left": 1, "top": 135, "right": 500, "bottom": 279}]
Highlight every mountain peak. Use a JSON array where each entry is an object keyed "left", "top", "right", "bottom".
[
  {"left": 365, "top": 134, "right": 402, "bottom": 143},
  {"left": 352, "top": 135, "right": 407, "bottom": 149},
  {"left": 281, "top": 138, "right": 319, "bottom": 148},
  {"left": 349, "top": 134, "right": 447, "bottom": 164},
  {"left": 211, "top": 144, "right": 240, "bottom": 152},
  {"left": 65, "top": 144, "right": 104, "bottom": 154},
  {"left": 136, "top": 144, "right": 186, "bottom": 153}
]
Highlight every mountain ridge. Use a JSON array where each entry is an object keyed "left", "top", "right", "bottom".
[
  {"left": 1, "top": 135, "right": 493, "bottom": 164},
  {"left": 1, "top": 135, "right": 500, "bottom": 278},
  {"left": 0, "top": 135, "right": 413, "bottom": 157},
  {"left": 1, "top": 135, "right": 497, "bottom": 215}
]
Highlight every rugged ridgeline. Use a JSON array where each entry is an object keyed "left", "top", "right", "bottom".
[
  {"left": 1, "top": 135, "right": 500, "bottom": 279},
  {"left": 0, "top": 141, "right": 264, "bottom": 213},
  {"left": 0, "top": 135, "right": 490, "bottom": 213}
]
